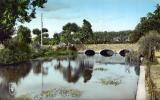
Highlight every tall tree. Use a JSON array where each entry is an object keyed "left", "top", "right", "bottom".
[
  {"left": 81, "top": 19, "right": 93, "bottom": 43},
  {"left": 0, "top": 0, "right": 47, "bottom": 43},
  {"left": 60, "top": 23, "right": 79, "bottom": 44}
]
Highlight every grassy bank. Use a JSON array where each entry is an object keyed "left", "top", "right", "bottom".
[{"left": 145, "top": 51, "right": 160, "bottom": 99}]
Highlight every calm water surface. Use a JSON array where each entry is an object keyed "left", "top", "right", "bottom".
[{"left": 0, "top": 54, "right": 139, "bottom": 100}]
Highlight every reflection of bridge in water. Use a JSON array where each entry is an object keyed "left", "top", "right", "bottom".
[{"left": 78, "top": 54, "right": 126, "bottom": 64}]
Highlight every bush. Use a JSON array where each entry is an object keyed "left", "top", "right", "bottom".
[
  {"left": 138, "top": 31, "right": 160, "bottom": 62},
  {"left": 125, "top": 51, "right": 140, "bottom": 65},
  {"left": 0, "top": 39, "right": 31, "bottom": 65},
  {"left": 0, "top": 48, "right": 30, "bottom": 65}
]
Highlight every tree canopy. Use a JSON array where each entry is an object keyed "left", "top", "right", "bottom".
[
  {"left": 81, "top": 19, "right": 93, "bottom": 42},
  {"left": 62, "top": 23, "right": 80, "bottom": 33},
  {"left": 17, "top": 25, "right": 32, "bottom": 44},
  {"left": 33, "top": 28, "right": 41, "bottom": 36},
  {"left": 0, "top": 0, "right": 47, "bottom": 43},
  {"left": 32, "top": 28, "right": 49, "bottom": 44},
  {"left": 132, "top": 4, "right": 160, "bottom": 42}
]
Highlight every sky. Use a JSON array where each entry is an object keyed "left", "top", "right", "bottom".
[{"left": 21, "top": 0, "right": 160, "bottom": 37}]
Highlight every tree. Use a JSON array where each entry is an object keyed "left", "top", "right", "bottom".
[
  {"left": 32, "top": 28, "right": 41, "bottom": 43},
  {"left": 81, "top": 19, "right": 93, "bottom": 43},
  {"left": 0, "top": 0, "right": 47, "bottom": 43},
  {"left": 132, "top": 4, "right": 160, "bottom": 42},
  {"left": 63, "top": 23, "right": 80, "bottom": 33},
  {"left": 60, "top": 31, "right": 72, "bottom": 44},
  {"left": 16, "top": 25, "right": 32, "bottom": 53},
  {"left": 42, "top": 28, "right": 48, "bottom": 33},
  {"left": 32, "top": 28, "right": 49, "bottom": 44},
  {"left": 42, "top": 28, "right": 49, "bottom": 38},
  {"left": 17, "top": 25, "right": 31, "bottom": 44},
  {"left": 138, "top": 31, "right": 160, "bottom": 62},
  {"left": 53, "top": 33, "right": 60, "bottom": 44},
  {"left": 60, "top": 23, "right": 80, "bottom": 44},
  {"left": 33, "top": 28, "right": 41, "bottom": 36}
]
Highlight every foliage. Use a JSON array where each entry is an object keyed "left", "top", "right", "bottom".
[
  {"left": 17, "top": 25, "right": 32, "bottom": 44},
  {"left": 49, "top": 33, "right": 60, "bottom": 45},
  {"left": 0, "top": 38, "right": 32, "bottom": 65},
  {"left": 138, "top": 31, "right": 160, "bottom": 62},
  {"left": 132, "top": 4, "right": 160, "bottom": 42},
  {"left": 55, "top": 19, "right": 93, "bottom": 44},
  {"left": 31, "top": 47, "right": 77, "bottom": 59},
  {"left": 32, "top": 28, "right": 49, "bottom": 44},
  {"left": 80, "top": 19, "right": 93, "bottom": 43},
  {"left": 0, "top": 47, "right": 30, "bottom": 65},
  {"left": 60, "top": 30, "right": 73, "bottom": 44},
  {"left": 93, "top": 30, "right": 132, "bottom": 44},
  {"left": 63, "top": 23, "right": 80, "bottom": 33},
  {"left": 34, "top": 88, "right": 82, "bottom": 99},
  {"left": 125, "top": 51, "right": 140, "bottom": 65},
  {"left": 0, "top": 0, "right": 47, "bottom": 43},
  {"left": 60, "top": 22, "right": 80, "bottom": 44},
  {"left": 99, "top": 78, "right": 121, "bottom": 86},
  {"left": 33, "top": 28, "right": 41, "bottom": 36},
  {"left": 0, "top": 25, "right": 15, "bottom": 44}
]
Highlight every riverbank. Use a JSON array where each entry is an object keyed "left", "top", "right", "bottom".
[
  {"left": 0, "top": 47, "right": 77, "bottom": 65},
  {"left": 145, "top": 51, "right": 160, "bottom": 99}
]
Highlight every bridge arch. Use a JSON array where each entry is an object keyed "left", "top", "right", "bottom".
[
  {"left": 100, "top": 49, "right": 114, "bottom": 57},
  {"left": 85, "top": 49, "right": 95, "bottom": 56},
  {"left": 119, "top": 49, "right": 130, "bottom": 57}
]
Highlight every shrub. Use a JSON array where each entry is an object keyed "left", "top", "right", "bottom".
[
  {"left": 125, "top": 51, "right": 140, "bottom": 65},
  {"left": 138, "top": 31, "right": 160, "bottom": 62},
  {"left": 0, "top": 48, "right": 30, "bottom": 64},
  {"left": 0, "top": 39, "right": 31, "bottom": 65}
]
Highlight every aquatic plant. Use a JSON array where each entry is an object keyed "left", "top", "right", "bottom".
[
  {"left": 34, "top": 87, "right": 82, "bottom": 100},
  {"left": 99, "top": 78, "right": 121, "bottom": 86},
  {"left": 14, "top": 95, "right": 30, "bottom": 100},
  {"left": 94, "top": 67, "right": 108, "bottom": 71}
]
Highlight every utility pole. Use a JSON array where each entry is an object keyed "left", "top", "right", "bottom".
[{"left": 41, "top": 13, "right": 43, "bottom": 47}]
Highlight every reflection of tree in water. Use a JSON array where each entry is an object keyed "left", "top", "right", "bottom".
[
  {"left": 134, "top": 65, "right": 140, "bottom": 76},
  {"left": 54, "top": 59, "right": 94, "bottom": 83},
  {"left": 0, "top": 63, "right": 32, "bottom": 84},
  {"left": 0, "top": 63, "right": 32, "bottom": 100},
  {"left": 32, "top": 61, "right": 42, "bottom": 75},
  {"left": 32, "top": 60, "right": 49, "bottom": 75},
  {"left": 0, "top": 82, "right": 14, "bottom": 100}
]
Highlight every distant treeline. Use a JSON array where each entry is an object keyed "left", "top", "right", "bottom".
[{"left": 91, "top": 30, "right": 133, "bottom": 44}]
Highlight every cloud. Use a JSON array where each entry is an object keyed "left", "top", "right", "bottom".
[
  {"left": 48, "top": 14, "right": 81, "bottom": 20},
  {"left": 39, "top": 2, "right": 71, "bottom": 12}
]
